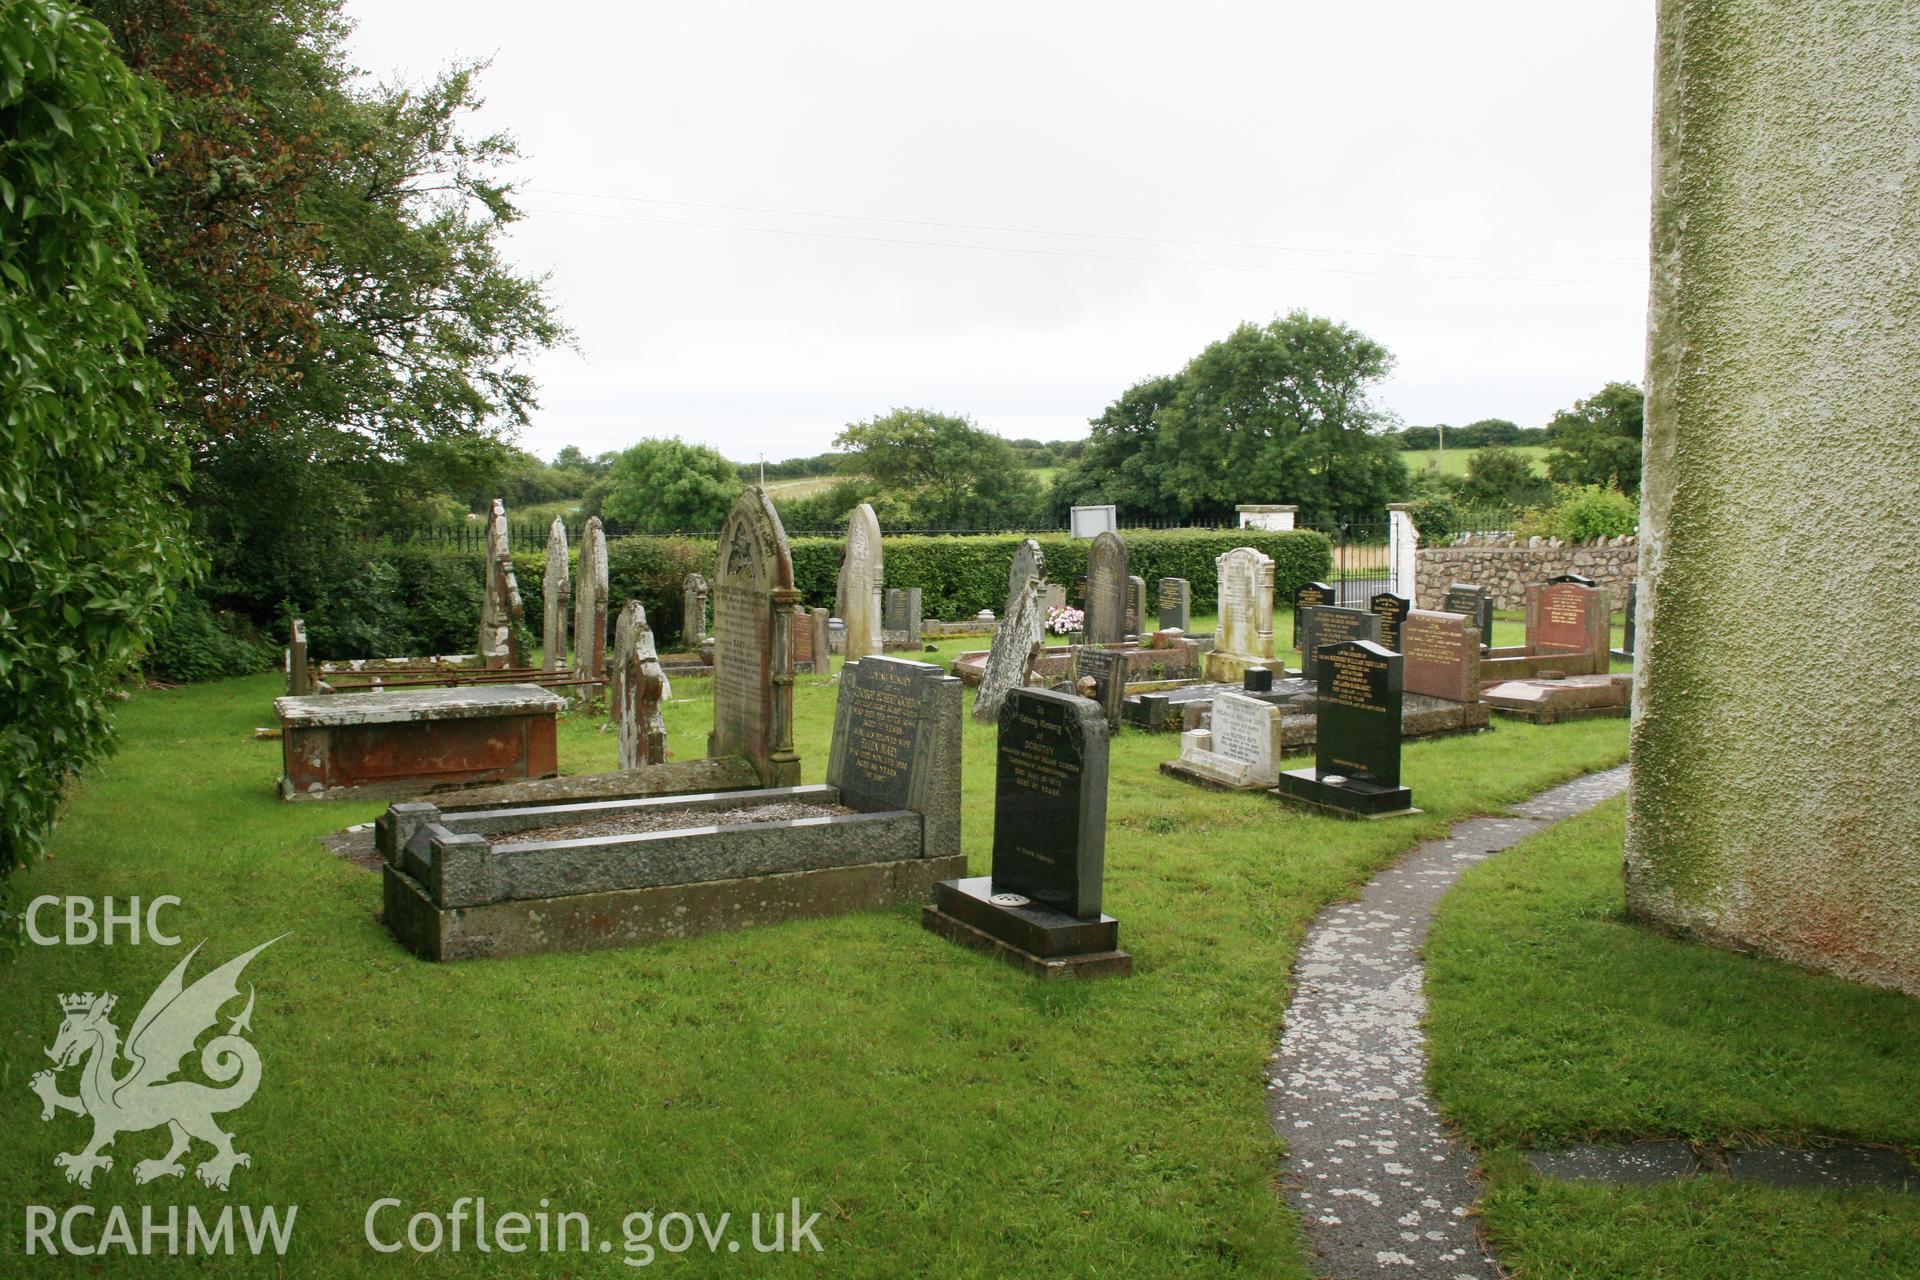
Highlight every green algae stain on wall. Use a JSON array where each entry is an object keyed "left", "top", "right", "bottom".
[{"left": 1627, "top": 0, "right": 1920, "bottom": 998}]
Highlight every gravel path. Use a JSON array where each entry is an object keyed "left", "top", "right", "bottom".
[{"left": 1269, "top": 765, "right": 1631, "bottom": 1280}]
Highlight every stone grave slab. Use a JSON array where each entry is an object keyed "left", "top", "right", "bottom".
[{"left": 277, "top": 685, "right": 563, "bottom": 802}]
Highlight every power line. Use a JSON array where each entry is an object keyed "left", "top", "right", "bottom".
[
  {"left": 519, "top": 204, "right": 1644, "bottom": 286},
  {"left": 527, "top": 186, "right": 1643, "bottom": 270}
]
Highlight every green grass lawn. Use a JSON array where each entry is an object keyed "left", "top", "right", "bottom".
[
  {"left": 1426, "top": 799, "right": 1920, "bottom": 1279},
  {"left": 1, "top": 654, "right": 1631, "bottom": 1276},
  {"left": 1403, "top": 443, "right": 1550, "bottom": 478}
]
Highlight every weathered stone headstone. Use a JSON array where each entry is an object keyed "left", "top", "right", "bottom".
[
  {"left": 791, "top": 603, "right": 817, "bottom": 672},
  {"left": 1008, "top": 538, "right": 1046, "bottom": 614},
  {"left": 611, "top": 601, "right": 668, "bottom": 769},
  {"left": 1441, "top": 583, "right": 1494, "bottom": 649},
  {"left": 992, "top": 687, "right": 1108, "bottom": 917},
  {"left": 974, "top": 577, "right": 1045, "bottom": 723},
  {"left": 708, "top": 488, "right": 801, "bottom": 787},
  {"left": 809, "top": 608, "right": 830, "bottom": 672},
  {"left": 1205, "top": 547, "right": 1276, "bottom": 681},
  {"left": 1299, "top": 606, "right": 1380, "bottom": 684},
  {"left": 1293, "top": 580, "right": 1336, "bottom": 645},
  {"left": 884, "top": 587, "right": 923, "bottom": 646},
  {"left": 1273, "top": 639, "right": 1414, "bottom": 817},
  {"left": 838, "top": 502, "right": 884, "bottom": 662},
  {"left": 1369, "top": 591, "right": 1411, "bottom": 654},
  {"left": 287, "top": 618, "right": 310, "bottom": 695},
  {"left": 1526, "top": 580, "right": 1607, "bottom": 657},
  {"left": 1126, "top": 575, "right": 1148, "bottom": 635},
  {"left": 827, "top": 655, "right": 962, "bottom": 860},
  {"left": 1043, "top": 582, "right": 1067, "bottom": 611},
  {"left": 1158, "top": 577, "right": 1191, "bottom": 632},
  {"left": 682, "top": 572, "right": 708, "bottom": 645},
  {"left": 1166, "top": 691, "right": 1283, "bottom": 790},
  {"left": 572, "top": 516, "right": 608, "bottom": 689},
  {"left": 1085, "top": 531, "right": 1129, "bottom": 644},
  {"left": 1399, "top": 609, "right": 1480, "bottom": 703},
  {"left": 477, "top": 499, "right": 524, "bottom": 669},
  {"left": 1072, "top": 647, "right": 1128, "bottom": 730},
  {"left": 542, "top": 519, "right": 570, "bottom": 671}
]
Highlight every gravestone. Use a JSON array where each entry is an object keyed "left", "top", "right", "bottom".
[
  {"left": 1292, "top": 580, "right": 1336, "bottom": 644},
  {"left": 477, "top": 499, "right": 524, "bottom": 669},
  {"left": 838, "top": 503, "right": 884, "bottom": 662},
  {"left": 827, "top": 655, "right": 962, "bottom": 860},
  {"left": 288, "top": 619, "right": 310, "bottom": 695},
  {"left": 1399, "top": 609, "right": 1480, "bottom": 703},
  {"left": 1298, "top": 605, "right": 1381, "bottom": 684},
  {"left": 572, "top": 517, "right": 608, "bottom": 689},
  {"left": 809, "top": 608, "right": 830, "bottom": 673},
  {"left": 791, "top": 604, "right": 818, "bottom": 673},
  {"left": 1072, "top": 647, "right": 1128, "bottom": 730},
  {"left": 1043, "top": 582, "right": 1067, "bottom": 611},
  {"left": 708, "top": 488, "right": 802, "bottom": 787},
  {"left": 1614, "top": 579, "right": 1637, "bottom": 661},
  {"left": 975, "top": 576, "right": 1046, "bottom": 723},
  {"left": 921, "top": 687, "right": 1129, "bottom": 979},
  {"left": 1158, "top": 577, "right": 1191, "bottom": 632},
  {"left": 1085, "top": 531, "right": 1129, "bottom": 644},
  {"left": 1163, "top": 690, "right": 1283, "bottom": 790},
  {"left": 1272, "top": 639, "right": 1415, "bottom": 818},
  {"left": 1205, "top": 547, "right": 1276, "bottom": 681},
  {"left": 542, "top": 519, "right": 570, "bottom": 671},
  {"left": 1441, "top": 583, "right": 1494, "bottom": 650},
  {"left": 682, "top": 572, "right": 709, "bottom": 645},
  {"left": 611, "top": 601, "right": 668, "bottom": 769},
  {"left": 1369, "top": 591, "right": 1411, "bottom": 654},
  {"left": 1127, "top": 575, "right": 1148, "bottom": 635},
  {"left": 884, "top": 587, "right": 923, "bottom": 646},
  {"left": 1008, "top": 538, "right": 1045, "bottom": 614},
  {"left": 1526, "top": 580, "right": 1608, "bottom": 657}
]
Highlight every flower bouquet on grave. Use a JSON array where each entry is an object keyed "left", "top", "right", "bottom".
[{"left": 1046, "top": 605, "right": 1085, "bottom": 640}]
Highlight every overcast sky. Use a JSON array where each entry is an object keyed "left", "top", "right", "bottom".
[{"left": 343, "top": 1, "right": 1656, "bottom": 465}]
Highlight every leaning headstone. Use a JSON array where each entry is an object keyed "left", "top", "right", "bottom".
[
  {"left": 682, "top": 572, "right": 709, "bottom": 645},
  {"left": 1072, "top": 647, "right": 1128, "bottom": 730},
  {"left": 477, "top": 499, "right": 524, "bottom": 669},
  {"left": 1369, "top": 591, "right": 1411, "bottom": 654},
  {"left": 1126, "top": 575, "right": 1148, "bottom": 635},
  {"left": 1084, "top": 531, "right": 1129, "bottom": 644},
  {"left": 1205, "top": 546, "right": 1276, "bottom": 681},
  {"left": 838, "top": 503, "right": 884, "bottom": 662},
  {"left": 572, "top": 516, "right": 608, "bottom": 690},
  {"left": 923, "top": 686, "right": 1130, "bottom": 978},
  {"left": 611, "top": 601, "right": 668, "bottom": 769},
  {"left": 1399, "top": 609, "right": 1480, "bottom": 703},
  {"left": 1292, "top": 580, "right": 1336, "bottom": 645},
  {"left": 1273, "top": 639, "right": 1416, "bottom": 818},
  {"left": 542, "top": 519, "right": 571, "bottom": 671},
  {"left": 1008, "top": 538, "right": 1046, "bottom": 614},
  {"left": 1157, "top": 577, "right": 1191, "bottom": 632},
  {"left": 827, "top": 655, "right": 962, "bottom": 861},
  {"left": 1441, "top": 583, "right": 1494, "bottom": 650},
  {"left": 1163, "top": 690, "right": 1283, "bottom": 790},
  {"left": 973, "top": 576, "right": 1045, "bottom": 723},
  {"left": 1299, "top": 605, "right": 1381, "bottom": 684},
  {"left": 708, "top": 488, "right": 802, "bottom": 787}
]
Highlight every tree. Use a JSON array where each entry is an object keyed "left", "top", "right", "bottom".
[
  {"left": 1545, "top": 381, "right": 1645, "bottom": 496},
  {"left": 834, "top": 409, "right": 1043, "bottom": 528},
  {"left": 596, "top": 439, "right": 740, "bottom": 532},
  {"left": 87, "top": 0, "right": 566, "bottom": 618},
  {"left": 1457, "top": 445, "right": 1552, "bottom": 509},
  {"left": 1058, "top": 313, "right": 1408, "bottom": 524},
  {"left": 1, "top": 0, "right": 198, "bottom": 875}
]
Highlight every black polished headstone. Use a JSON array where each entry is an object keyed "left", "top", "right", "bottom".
[
  {"left": 1299, "top": 605, "right": 1381, "bottom": 683},
  {"left": 1442, "top": 583, "right": 1495, "bottom": 651},
  {"left": 1293, "top": 581, "right": 1337, "bottom": 646},
  {"left": 1157, "top": 577, "right": 1191, "bottom": 632},
  {"left": 1072, "top": 647, "right": 1127, "bottom": 729},
  {"left": 1243, "top": 667, "right": 1274, "bottom": 693},
  {"left": 1316, "top": 640, "right": 1402, "bottom": 787},
  {"left": 993, "top": 687, "right": 1108, "bottom": 919},
  {"left": 1369, "top": 591, "right": 1411, "bottom": 653},
  {"left": 827, "top": 655, "right": 939, "bottom": 812}
]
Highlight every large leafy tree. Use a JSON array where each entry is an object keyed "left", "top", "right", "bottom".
[
  {"left": 595, "top": 438, "right": 740, "bottom": 533},
  {"left": 1545, "top": 381, "right": 1645, "bottom": 496},
  {"left": 1055, "top": 313, "right": 1408, "bottom": 524},
  {"left": 88, "top": 0, "right": 566, "bottom": 615},
  {"left": 833, "top": 408, "right": 1043, "bottom": 529},
  {"left": 1, "top": 0, "right": 197, "bottom": 874}
]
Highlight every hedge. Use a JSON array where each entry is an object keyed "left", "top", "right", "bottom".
[{"left": 255, "top": 528, "right": 1332, "bottom": 665}]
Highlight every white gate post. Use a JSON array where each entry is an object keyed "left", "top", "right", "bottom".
[{"left": 1386, "top": 503, "right": 1418, "bottom": 601}]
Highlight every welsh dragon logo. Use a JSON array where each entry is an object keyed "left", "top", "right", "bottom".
[{"left": 30, "top": 938, "right": 281, "bottom": 1190}]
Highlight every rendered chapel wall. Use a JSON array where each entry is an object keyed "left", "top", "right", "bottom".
[{"left": 1625, "top": 0, "right": 1920, "bottom": 996}]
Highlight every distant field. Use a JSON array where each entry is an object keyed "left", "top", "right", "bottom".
[
  {"left": 1403, "top": 444, "right": 1551, "bottom": 477},
  {"left": 760, "top": 473, "right": 846, "bottom": 499}
]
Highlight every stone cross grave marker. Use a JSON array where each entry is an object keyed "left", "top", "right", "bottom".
[
  {"left": 708, "top": 488, "right": 801, "bottom": 786},
  {"left": 1158, "top": 577, "right": 1191, "bottom": 632},
  {"left": 992, "top": 686, "right": 1109, "bottom": 918},
  {"left": 542, "top": 519, "right": 570, "bottom": 671}
]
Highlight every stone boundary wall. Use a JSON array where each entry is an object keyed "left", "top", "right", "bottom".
[{"left": 1415, "top": 540, "right": 1638, "bottom": 611}]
